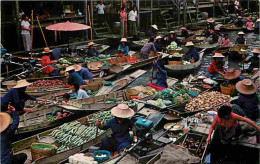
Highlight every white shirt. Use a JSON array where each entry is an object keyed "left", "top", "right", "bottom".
[
  {"left": 21, "top": 20, "right": 30, "bottom": 35},
  {"left": 234, "top": 0, "right": 240, "bottom": 9},
  {"left": 128, "top": 10, "right": 137, "bottom": 21},
  {"left": 76, "top": 89, "right": 89, "bottom": 99},
  {"left": 96, "top": 4, "right": 105, "bottom": 14}
]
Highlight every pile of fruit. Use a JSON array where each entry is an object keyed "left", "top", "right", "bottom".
[{"left": 28, "top": 80, "right": 64, "bottom": 89}]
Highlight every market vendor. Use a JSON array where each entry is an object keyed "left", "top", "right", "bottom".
[
  {"left": 72, "top": 83, "right": 89, "bottom": 99},
  {"left": 41, "top": 47, "right": 60, "bottom": 76},
  {"left": 147, "top": 61, "right": 167, "bottom": 91},
  {"left": 245, "top": 17, "right": 254, "bottom": 30},
  {"left": 210, "top": 27, "right": 221, "bottom": 44},
  {"left": 140, "top": 37, "right": 156, "bottom": 60},
  {"left": 207, "top": 18, "right": 215, "bottom": 30},
  {"left": 148, "top": 24, "right": 158, "bottom": 38},
  {"left": 86, "top": 42, "right": 100, "bottom": 57},
  {"left": 236, "top": 31, "right": 246, "bottom": 45},
  {"left": 180, "top": 26, "right": 189, "bottom": 38},
  {"left": 235, "top": 16, "right": 244, "bottom": 28},
  {"left": 167, "top": 31, "right": 180, "bottom": 46},
  {"left": 96, "top": 104, "right": 134, "bottom": 154},
  {"left": 234, "top": 79, "right": 259, "bottom": 121},
  {"left": 65, "top": 65, "right": 84, "bottom": 86},
  {"left": 220, "top": 34, "right": 231, "bottom": 47},
  {"left": 244, "top": 48, "right": 260, "bottom": 73},
  {"left": 1, "top": 106, "right": 27, "bottom": 164},
  {"left": 51, "top": 46, "right": 66, "bottom": 60},
  {"left": 207, "top": 105, "right": 260, "bottom": 161},
  {"left": 1, "top": 79, "right": 46, "bottom": 113},
  {"left": 74, "top": 64, "right": 93, "bottom": 82},
  {"left": 154, "top": 35, "right": 165, "bottom": 52},
  {"left": 206, "top": 53, "right": 225, "bottom": 78},
  {"left": 185, "top": 41, "right": 199, "bottom": 63},
  {"left": 254, "top": 19, "right": 260, "bottom": 33},
  {"left": 223, "top": 68, "right": 242, "bottom": 85},
  {"left": 117, "top": 38, "right": 129, "bottom": 57}
]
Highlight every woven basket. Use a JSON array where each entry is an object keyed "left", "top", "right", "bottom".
[
  {"left": 114, "top": 79, "right": 128, "bottom": 87},
  {"left": 149, "top": 51, "right": 156, "bottom": 57},
  {"left": 168, "top": 61, "right": 183, "bottom": 66},
  {"left": 87, "top": 78, "right": 104, "bottom": 91},
  {"left": 87, "top": 61, "right": 103, "bottom": 71},
  {"left": 125, "top": 88, "right": 140, "bottom": 100},
  {"left": 31, "top": 143, "right": 57, "bottom": 161},
  {"left": 220, "top": 84, "right": 236, "bottom": 96},
  {"left": 107, "top": 58, "right": 118, "bottom": 64},
  {"left": 117, "top": 57, "right": 127, "bottom": 63},
  {"left": 109, "top": 65, "right": 123, "bottom": 74}
]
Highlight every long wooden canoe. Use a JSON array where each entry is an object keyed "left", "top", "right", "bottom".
[
  {"left": 195, "top": 42, "right": 219, "bottom": 51},
  {"left": 12, "top": 111, "right": 113, "bottom": 164},
  {"left": 164, "top": 49, "right": 205, "bottom": 77},
  {"left": 220, "top": 24, "right": 242, "bottom": 31}
]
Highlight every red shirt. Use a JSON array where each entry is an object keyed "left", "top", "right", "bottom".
[
  {"left": 207, "top": 60, "right": 223, "bottom": 74},
  {"left": 41, "top": 55, "right": 54, "bottom": 73},
  {"left": 215, "top": 112, "right": 238, "bottom": 128}
]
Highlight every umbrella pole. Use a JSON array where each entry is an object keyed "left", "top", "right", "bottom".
[
  {"left": 88, "top": 5, "right": 93, "bottom": 41},
  {"left": 36, "top": 16, "right": 48, "bottom": 47},
  {"left": 30, "top": 10, "right": 34, "bottom": 58}
]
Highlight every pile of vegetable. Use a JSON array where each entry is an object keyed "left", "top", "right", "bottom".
[
  {"left": 49, "top": 111, "right": 112, "bottom": 153},
  {"left": 28, "top": 79, "right": 64, "bottom": 88},
  {"left": 58, "top": 58, "right": 72, "bottom": 64},
  {"left": 185, "top": 91, "right": 230, "bottom": 111},
  {"left": 169, "top": 53, "right": 183, "bottom": 58},
  {"left": 167, "top": 42, "right": 182, "bottom": 51}
]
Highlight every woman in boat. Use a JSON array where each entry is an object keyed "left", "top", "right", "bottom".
[
  {"left": 207, "top": 18, "right": 215, "bottom": 30},
  {"left": 235, "top": 16, "right": 244, "bottom": 28},
  {"left": 154, "top": 35, "right": 165, "bottom": 52},
  {"left": 117, "top": 38, "right": 129, "bottom": 56},
  {"left": 86, "top": 42, "right": 100, "bottom": 57},
  {"left": 148, "top": 61, "right": 167, "bottom": 91},
  {"left": 148, "top": 24, "right": 158, "bottom": 38},
  {"left": 206, "top": 105, "right": 260, "bottom": 162},
  {"left": 185, "top": 41, "right": 199, "bottom": 63},
  {"left": 223, "top": 67, "right": 242, "bottom": 85},
  {"left": 236, "top": 31, "right": 246, "bottom": 45},
  {"left": 180, "top": 26, "right": 189, "bottom": 38},
  {"left": 41, "top": 47, "right": 60, "bottom": 76},
  {"left": 1, "top": 79, "right": 46, "bottom": 114},
  {"left": 140, "top": 37, "right": 156, "bottom": 60},
  {"left": 96, "top": 104, "right": 134, "bottom": 155},
  {"left": 220, "top": 34, "right": 231, "bottom": 47},
  {"left": 167, "top": 31, "right": 180, "bottom": 46},
  {"left": 74, "top": 64, "right": 93, "bottom": 82},
  {"left": 65, "top": 65, "right": 84, "bottom": 87},
  {"left": 1, "top": 106, "right": 27, "bottom": 164},
  {"left": 206, "top": 53, "right": 226, "bottom": 78},
  {"left": 244, "top": 48, "right": 260, "bottom": 73},
  {"left": 72, "top": 83, "right": 89, "bottom": 99},
  {"left": 245, "top": 17, "right": 254, "bottom": 30},
  {"left": 209, "top": 28, "right": 221, "bottom": 44}
]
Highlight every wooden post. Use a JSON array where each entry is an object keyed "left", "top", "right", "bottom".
[
  {"left": 183, "top": 0, "right": 187, "bottom": 26},
  {"left": 178, "top": 0, "right": 180, "bottom": 26},
  {"left": 54, "top": 20, "right": 57, "bottom": 42},
  {"left": 15, "top": 0, "right": 21, "bottom": 50},
  {"left": 195, "top": 0, "right": 198, "bottom": 21},
  {"left": 30, "top": 10, "right": 34, "bottom": 57},
  {"left": 36, "top": 16, "right": 48, "bottom": 47},
  {"left": 88, "top": 6, "right": 93, "bottom": 41},
  {"left": 150, "top": 0, "right": 153, "bottom": 25},
  {"left": 213, "top": 0, "right": 215, "bottom": 18},
  {"left": 137, "top": 0, "right": 140, "bottom": 27},
  {"left": 85, "top": 0, "right": 88, "bottom": 40}
]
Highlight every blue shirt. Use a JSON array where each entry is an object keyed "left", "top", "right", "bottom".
[
  {"left": 153, "top": 62, "right": 167, "bottom": 88},
  {"left": 78, "top": 67, "right": 93, "bottom": 80},
  {"left": 168, "top": 37, "right": 180, "bottom": 46},
  {"left": 141, "top": 42, "right": 156, "bottom": 55},
  {"left": 236, "top": 37, "right": 245, "bottom": 44},
  {"left": 1, "top": 88, "right": 36, "bottom": 112},
  {"left": 51, "top": 48, "right": 66, "bottom": 60},
  {"left": 1, "top": 110, "right": 19, "bottom": 164},
  {"left": 118, "top": 45, "right": 129, "bottom": 56},
  {"left": 68, "top": 71, "right": 84, "bottom": 85},
  {"left": 237, "top": 94, "right": 259, "bottom": 120},
  {"left": 102, "top": 118, "right": 132, "bottom": 144},
  {"left": 87, "top": 49, "right": 100, "bottom": 57},
  {"left": 154, "top": 41, "right": 164, "bottom": 52},
  {"left": 187, "top": 48, "right": 200, "bottom": 62}
]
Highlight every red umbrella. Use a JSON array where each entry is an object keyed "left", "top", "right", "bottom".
[{"left": 46, "top": 21, "right": 90, "bottom": 31}]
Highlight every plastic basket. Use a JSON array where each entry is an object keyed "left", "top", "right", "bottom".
[
  {"left": 220, "top": 84, "right": 236, "bottom": 96},
  {"left": 126, "top": 56, "right": 136, "bottom": 64},
  {"left": 92, "top": 150, "right": 110, "bottom": 163},
  {"left": 31, "top": 143, "right": 57, "bottom": 161}
]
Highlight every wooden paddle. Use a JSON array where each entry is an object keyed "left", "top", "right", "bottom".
[
  {"left": 30, "top": 10, "right": 34, "bottom": 58},
  {"left": 36, "top": 16, "right": 48, "bottom": 47}
]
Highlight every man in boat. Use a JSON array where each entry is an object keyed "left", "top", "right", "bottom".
[
  {"left": 148, "top": 24, "right": 158, "bottom": 38},
  {"left": 220, "top": 34, "right": 231, "bottom": 47},
  {"left": 41, "top": 47, "right": 60, "bottom": 76},
  {"left": 140, "top": 37, "right": 156, "bottom": 60},
  {"left": 86, "top": 42, "right": 100, "bottom": 57},
  {"left": 96, "top": 104, "right": 135, "bottom": 155},
  {"left": 74, "top": 64, "right": 93, "bottom": 83},
  {"left": 117, "top": 38, "right": 129, "bottom": 57},
  {"left": 1, "top": 79, "right": 46, "bottom": 114},
  {"left": 1, "top": 106, "right": 28, "bottom": 164},
  {"left": 235, "top": 16, "right": 244, "bottom": 28},
  {"left": 206, "top": 53, "right": 226, "bottom": 79},
  {"left": 243, "top": 48, "right": 260, "bottom": 73},
  {"left": 50, "top": 45, "right": 66, "bottom": 60},
  {"left": 65, "top": 65, "right": 84, "bottom": 87},
  {"left": 180, "top": 26, "right": 189, "bottom": 39},
  {"left": 147, "top": 61, "right": 167, "bottom": 91},
  {"left": 236, "top": 31, "right": 246, "bottom": 45},
  {"left": 166, "top": 31, "right": 180, "bottom": 46},
  {"left": 154, "top": 35, "right": 165, "bottom": 52},
  {"left": 185, "top": 41, "right": 200, "bottom": 63}
]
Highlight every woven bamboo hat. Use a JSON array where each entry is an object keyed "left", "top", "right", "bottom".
[
  {"left": 42, "top": 47, "right": 52, "bottom": 54},
  {"left": 74, "top": 64, "right": 82, "bottom": 72},
  {"left": 207, "top": 18, "right": 215, "bottom": 23},
  {"left": 65, "top": 65, "right": 75, "bottom": 72},
  {"left": 64, "top": 9, "right": 73, "bottom": 14},
  {"left": 13, "top": 79, "right": 32, "bottom": 88},
  {"left": 87, "top": 42, "right": 95, "bottom": 47},
  {"left": 236, "top": 79, "right": 257, "bottom": 95},
  {"left": 120, "top": 38, "right": 127, "bottom": 42},
  {"left": 156, "top": 35, "right": 162, "bottom": 40},
  {"left": 185, "top": 41, "right": 194, "bottom": 46},
  {"left": 2, "top": 80, "right": 17, "bottom": 86},
  {"left": 151, "top": 24, "right": 158, "bottom": 30},
  {"left": 251, "top": 48, "right": 260, "bottom": 54},
  {"left": 213, "top": 53, "right": 224, "bottom": 58},
  {"left": 238, "top": 31, "right": 245, "bottom": 35},
  {"left": 180, "top": 26, "right": 187, "bottom": 30},
  {"left": 169, "top": 31, "right": 175, "bottom": 34},
  {"left": 224, "top": 68, "right": 241, "bottom": 80},
  {"left": 111, "top": 104, "right": 134, "bottom": 118},
  {"left": 0, "top": 112, "right": 11, "bottom": 133}
]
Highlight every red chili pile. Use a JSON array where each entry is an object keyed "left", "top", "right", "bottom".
[{"left": 29, "top": 80, "right": 64, "bottom": 88}]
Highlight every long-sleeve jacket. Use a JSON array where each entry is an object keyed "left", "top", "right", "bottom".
[
  {"left": 41, "top": 55, "right": 55, "bottom": 73},
  {"left": 153, "top": 62, "right": 167, "bottom": 88},
  {"left": 68, "top": 71, "right": 84, "bottom": 85},
  {"left": 1, "top": 110, "right": 19, "bottom": 164},
  {"left": 154, "top": 41, "right": 165, "bottom": 52},
  {"left": 220, "top": 38, "right": 231, "bottom": 47},
  {"left": 236, "top": 37, "right": 246, "bottom": 45},
  {"left": 237, "top": 94, "right": 259, "bottom": 120},
  {"left": 118, "top": 45, "right": 129, "bottom": 56},
  {"left": 78, "top": 67, "right": 93, "bottom": 80},
  {"left": 141, "top": 42, "right": 156, "bottom": 55},
  {"left": 187, "top": 48, "right": 200, "bottom": 62},
  {"left": 1, "top": 88, "right": 36, "bottom": 112},
  {"left": 207, "top": 60, "right": 224, "bottom": 74},
  {"left": 87, "top": 49, "right": 100, "bottom": 57}
]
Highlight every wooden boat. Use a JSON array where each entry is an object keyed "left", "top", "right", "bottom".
[
  {"left": 12, "top": 111, "right": 113, "bottom": 164},
  {"left": 220, "top": 24, "right": 242, "bottom": 31},
  {"left": 242, "top": 27, "right": 254, "bottom": 33},
  {"left": 76, "top": 44, "right": 110, "bottom": 54},
  {"left": 214, "top": 46, "right": 231, "bottom": 56},
  {"left": 188, "top": 30, "right": 203, "bottom": 36},
  {"left": 96, "top": 69, "right": 147, "bottom": 96},
  {"left": 164, "top": 49, "right": 205, "bottom": 77},
  {"left": 132, "top": 38, "right": 149, "bottom": 47},
  {"left": 195, "top": 42, "right": 219, "bottom": 51}
]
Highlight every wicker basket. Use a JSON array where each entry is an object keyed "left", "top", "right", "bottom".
[
  {"left": 87, "top": 61, "right": 103, "bottom": 71},
  {"left": 109, "top": 65, "right": 123, "bottom": 74},
  {"left": 220, "top": 84, "right": 236, "bottom": 96},
  {"left": 31, "top": 143, "right": 57, "bottom": 161},
  {"left": 125, "top": 88, "right": 140, "bottom": 100},
  {"left": 87, "top": 78, "right": 104, "bottom": 91},
  {"left": 168, "top": 61, "right": 183, "bottom": 66},
  {"left": 114, "top": 79, "right": 128, "bottom": 87}
]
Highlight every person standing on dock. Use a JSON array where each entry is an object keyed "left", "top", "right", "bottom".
[
  {"left": 20, "top": 14, "right": 31, "bottom": 53},
  {"left": 234, "top": 0, "right": 241, "bottom": 13},
  {"left": 96, "top": 1, "right": 105, "bottom": 25},
  {"left": 128, "top": 5, "right": 138, "bottom": 38},
  {"left": 120, "top": 5, "right": 127, "bottom": 37},
  {"left": 140, "top": 37, "right": 156, "bottom": 60}
]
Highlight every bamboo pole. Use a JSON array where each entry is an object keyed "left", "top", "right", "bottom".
[
  {"left": 88, "top": 5, "right": 93, "bottom": 41},
  {"left": 30, "top": 10, "right": 34, "bottom": 57},
  {"left": 36, "top": 16, "right": 48, "bottom": 47}
]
